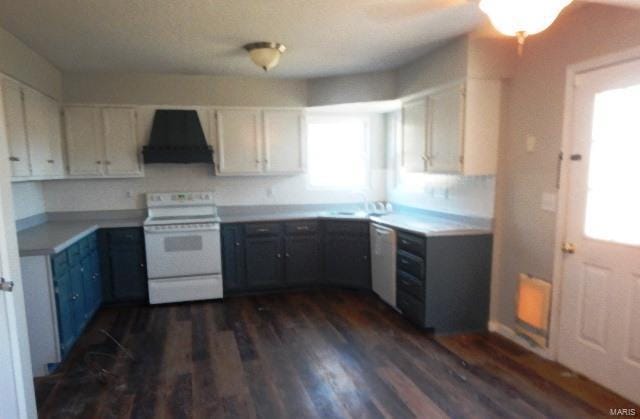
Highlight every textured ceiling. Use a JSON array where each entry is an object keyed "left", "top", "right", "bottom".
[{"left": 0, "top": 0, "right": 486, "bottom": 78}]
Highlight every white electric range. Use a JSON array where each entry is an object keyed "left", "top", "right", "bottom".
[{"left": 143, "top": 192, "right": 223, "bottom": 304}]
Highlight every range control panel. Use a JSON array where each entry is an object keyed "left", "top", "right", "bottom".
[{"left": 146, "top": 192, "right": 215, "bottom": 207}]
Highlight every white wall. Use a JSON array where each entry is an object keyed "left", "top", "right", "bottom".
[
  {"left": 10, "top": 183, "right": 45, "bottom": 221},
  {"left": 492, "top": 4, "right": 640, "bottom": 329},
  {"left": 41, "top": 112, "right": 386, "bottom": 211},
  {"left": 0, "top": 26, "right": 62, "bottom": 100},
  {"left": 308, "top": 70, "right": 396, "bottom": 106},
  {"left": 63, "top": 73, "right": 308, "bottom": 107}
]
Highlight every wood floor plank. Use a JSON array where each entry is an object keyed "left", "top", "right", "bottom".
[{"left": 35, "top": 290, "right": 639, "bottom": 419}]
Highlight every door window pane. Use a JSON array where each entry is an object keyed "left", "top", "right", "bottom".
[{"left": 584, "top": 84, "right": 640, "bottom": 245}]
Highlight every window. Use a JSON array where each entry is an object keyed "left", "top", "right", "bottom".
[
  {"left": 584, "top": 83, "right": 640, "bottom": 246},
  {"left": 306, "top": 116, "right": 369, "bottom": 190}
]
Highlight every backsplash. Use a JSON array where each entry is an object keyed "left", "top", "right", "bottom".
[
  {"left": 388, "top": 173, "right": 495, "bottom": 219},
  {"left": 11, "top": 182, "right": 45, "bottom": 221},
  {"left": 40, "top": 165, "right": 387, "bottom": 213}
]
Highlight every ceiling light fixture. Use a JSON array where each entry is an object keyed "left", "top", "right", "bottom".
[
  {"left": 479, "top": 0, "right": 573, "bottom": 55},
  {"left": 243, "top": 42, "right": 287, "bottom": 72}
]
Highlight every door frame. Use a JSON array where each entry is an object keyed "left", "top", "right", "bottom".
[
  {"left": 549, "top": 45, "right": 640, "bottom": 360},
  {"left": 0, "top": 79, "right": 37, "bottom": 417}
]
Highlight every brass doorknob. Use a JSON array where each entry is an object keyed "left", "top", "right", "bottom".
[{"left": 561, "top": 242, "right": 576, "bottom": 254}]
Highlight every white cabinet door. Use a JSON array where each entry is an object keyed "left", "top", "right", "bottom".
[
  {"left": 43, "top": 96, "right": 64, "bottom": 177},
  {"left": 1, "top": 79, "right": 30, "bottom": 177},
  {"left": 64, "top": 107, "right": 103, "bottom": 176},
  {"left": 401, "top": 99, "right": 428, "bottom": 172},
  {"left": 102, "top": 108, "right": 141, "bottom": 176},
  {"left": 427, "top": 84, "right": 464, "bottom": 174},
  {"left": 23, "top": 89, "right": 53, "bottom": 177},
  {"left": 215, "top": 109, "right": 262, "bottom": 175},
  {"left": 263, "top": 110, "right": 304, "bottom": 173}
]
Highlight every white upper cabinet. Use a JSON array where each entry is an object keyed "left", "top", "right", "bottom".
[
  {"left": 214, "top": 108, "right": 305, "bottom": 176},
  {"left": 1, "top": 79, "right": 31, "bottom": 178},
  {"left": 427, "top": 84, "right": 464, "bottom": 173},
  {"left": 2, "top": 78, "right": 64, "bottom": 180},
  {"left": 64, "top": 106, "right": 142, "bottom": 178},
  {"left": 263, "top": 110, "right": 305, "bottom": 174},
  {"left": 401, "top": 99, "right": 428, "bottom": 172},
  {"left": 102, "top": 108, "right": 141, "bottom": 176},
  {"left": 64, "top": 107, "right": 103, "bottom": 177},
  {"left": 400, "top": 79, "right": 502, "bottom": 176},
  {"left": 44, "top": 96, "right": 65, "bottom": 177},
  {"left": 215, "top": 109, "right": 262, "bottom": 175}
]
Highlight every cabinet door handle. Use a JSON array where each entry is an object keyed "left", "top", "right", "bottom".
[
  {"left": 9, "top": 156, "right": 20, "bottom": 162},
  {"left": 235, "top": 242, "right": 241, "bottom": 247},
  {"left": 285, "top": 253, "right": 291, "bottom": 258},
  {"left": 363, "top": 255, "right": 368, "bottom": 260},
  {"left": 257, "top": 228, "right": 269, "bottom": 233},
  {"left": 96, "top": 160, "right": 102, "bottom": 164},
  {"left": 276, "top": 253, "right": 282, "bottom": 259},
  {"left": 140, "top": 263, "right": 145, "bottom": 268},
  {"left": 296, "top": 226, "right": 309, "bottom": 231},
  {"left": 105, "top": 161, "right": 111, "bottom": 165},
  {"left": 47, "top": 159, "right": 55, "bottom": 164},
  {"left": 72, "top": 295, "right": 78, "bottom": 300}
]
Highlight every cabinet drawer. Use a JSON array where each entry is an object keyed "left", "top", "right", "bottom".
[
  {"left": 397, "top": 270, "right": 424, "bottom": 301},
  {"left": 245, "top": 223, "right": 282, "bottom": 237},
  {"left": 51, "top": 252, "right": 68, "bottom": 276},
  {"left": 285, "top": 220, "right": 318, "bottom": 234},
  {"left": 325, "top": 221, "right": 368, "bottom": 235},
  {"left": 108, "top": 228, "right": 143, "bottom": 245},
  {"left": 66, "top": 243, "right": 81, "bottom": 266},
  {"left": 397, "top": 291, "right": 424, "bottom": 325},
  {"left": 397, "top": 250, "right": 424, "bottom": 279},
  {"left": 398, "top": 232, "right": 425, "bottom": 256}
]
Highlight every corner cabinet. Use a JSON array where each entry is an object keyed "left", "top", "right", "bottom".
[
  {"left": 63, "top": 106, "right": 143, "bottom": 178},
  {"left": 401, "top": 79, "right": 502, "bottom": 176},
  {"left": 21, "top": 232, "right": 102, "bottom": 377},
  {"left": 213, "top": 108, "right": 305, "bottom": 176},
  {"left": 2, "top": 77, "right": 65, "bottom": 181}
]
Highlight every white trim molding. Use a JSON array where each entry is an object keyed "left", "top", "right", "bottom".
[{"left": 488, "top": 321, "right": 553, "bottom": 360}]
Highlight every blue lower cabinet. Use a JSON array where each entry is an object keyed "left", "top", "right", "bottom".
[
  {"left": 53, "top": 270, "right": 74, "bottom": 358},
  {"left": 69, "top": 264, "right": 86, "bottom": 334},
  {"left": 52, "top": 231, "right": 103, "bottom": 360}
]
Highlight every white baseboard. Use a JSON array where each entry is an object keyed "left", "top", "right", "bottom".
[{"left": 488, "top": 321, "right": 553, "bottom": 360}]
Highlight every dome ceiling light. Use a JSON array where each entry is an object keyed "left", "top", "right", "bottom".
[
  {"left": 243, "top": 42, "right": 287, "bottom": 72},
  {"left": 479, "top": 0, "right": 573, "bottom": 55}
]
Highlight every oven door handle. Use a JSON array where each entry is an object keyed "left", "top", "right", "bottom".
[{"left": 144, "top": 226, "right": 220, "bottom": 234}]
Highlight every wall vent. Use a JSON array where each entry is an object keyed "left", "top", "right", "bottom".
[{"left": 515, "top": 274, "right": 552, "bottom": 347}]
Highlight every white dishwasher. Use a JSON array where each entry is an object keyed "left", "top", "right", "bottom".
[{"left": 370, "top": 223, "right": 397, "bottom": 308}]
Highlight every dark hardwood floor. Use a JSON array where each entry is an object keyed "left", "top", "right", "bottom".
[{"left": 35, "top": 290, "right": 637, "bottom": 418}]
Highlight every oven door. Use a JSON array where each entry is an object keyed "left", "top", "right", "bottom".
[{"left": 144, "top": 225, "right": 221, "bottom": 279}]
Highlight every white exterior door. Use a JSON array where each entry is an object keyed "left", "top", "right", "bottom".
[
  {"left": 102, "top": 108, "right": 141, "bottom": 176},
  {"left": 215, "top": 109, "right": 262, "bottom": 175},
  {"left": 263, "top": 109, "right": 305, "bottom": 174},
  {"left": 558, "top": 59, "right": 640, "bottom": 404},
  {"left": 427, "top": 85, "right": 463, "bottom": 174},
  {"left": 64, "top": 106, "right": 103, "bottom": 177},
  {"left": 0, "top": 85, "right": 37, "bottom": 418}
]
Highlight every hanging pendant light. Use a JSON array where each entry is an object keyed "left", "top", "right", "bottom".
[
  {"left": 479, "top": 0, "right": 573, "bottom": 55},
  {"left": 244, "top": 42, "right": 287, "bottom": 72}
]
